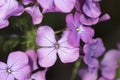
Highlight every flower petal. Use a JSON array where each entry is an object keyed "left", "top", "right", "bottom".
[
  {"left": 83, "top": 0, "right": 101, "bottom": 18},
  {"left": 78, "top": 68, "right": 98, "bottom": 80},
  {"left": 37, "top": 0, "right": 54, "bottom": 12},
  {"left": 0, "top": 62, "right": 7, "bottom": 70},
  {"left": 79, "top": 26, "right": 94, "bottom": 43},
  {"left": 80, "top": 14, "right": 99, "bottom": 25},
  {"left": 7, "top": 51, "right": 29, "bottom": 71},
  {"left": 26, "top": 49, "right": 38, "bottom": 70},
  {"left": 36, "top": 26, "right": 56, "bottom": 47},
  {"left": 31, "top": 69, "right": 47, "bottom": 80},
  {"left": 22, "top": 0, "right": 35, "bottom": 5},
  {"left": 58, "top": 31, "right": 79, "bottom": 63},
  {"left": 13, "top": 65, "right": 31, "bottom": 80},
  {"left": 37, "top": 48, "right": 57, "bottom": 67},
  {"left": 54, "top": 0, "right": 76, "bottom": 13},
  {"left": 25, "top": 5, "right": 43, "bottom": 25}
]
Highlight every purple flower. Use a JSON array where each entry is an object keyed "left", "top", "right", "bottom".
[
  {"left": 37, "top": 0, "right": 76, "bottom": 13},
  {"left": 22, "top": 0, "right": 43, "bottom": 25},
  {"left": 66, "top": 12, "right": 94, "bottom": 47},
  {"left": 26, "top": 49, "right": 47, "bottom": 80},
  {"left": 83, "top": 38, "right": 105, "bottom": 70},
  {"left": 75, "top": 0, "right": 110, "bottom": 25},
  {"left": 36, "top": 26, "right": 79, "bottom": 67},
  {"left": 78, "top": 68, "right": 98, "bottom": 80},
  {"left": 101, "top": 49, "right": 120, "bottom": 80},
  {"left": 0, "top": 0, "right": 23, "bottom": 29},
  {"left": 0, "top": 51, "right": 30, "bottom": 80}
]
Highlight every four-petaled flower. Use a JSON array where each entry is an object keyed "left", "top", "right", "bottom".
[
  {"left": 0, "top": 51, "right": 30, "bottom": 80},
  {"left": 36, "top": 26, "right": 79, "bottom": 67}
]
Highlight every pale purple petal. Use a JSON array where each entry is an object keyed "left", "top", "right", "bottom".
[
  {"left": 98, "top": 77, "right": 107, "bottom": 80},
  {"left": 54, "top": 0, "right": 76, "bottom": 13},
  {"left": 101, "top": 49, "right": 120, "bottom": 70},
  {"left": 99, "top": 13, "right": 111, "bottom": 22},
  {"left": 25, "top": 5, "right": 43, "bottom": 25},
  {"left": 0, "top": 62, "right": 7, "bottom": 70},
  {"left": 66, "top": 14, "right": 75, "bottom": 30},
  {"left": 13, "top": 65, "right": 31, "bottom": 80},
  {"left": 36, "top": 26, "right": 56, "bottom": 47},
  {"left": 101, "top": 49, "right": 120, "bottom": 79},
  {"left": 80, "top": 14, "right": 99, "bottom": 25},
  {"left": 31, "top": 69, "right": 47, "bottom": 80},
  {"left": 7, "top": 51, "right": 29, "bottom": 71},
  {"left": 37, "top": 0, "right": 54, "bottom": 13},
  {"left": 0, "top": 19, "right": 9, "bottom": 29},
  {"left": 26, "top": 49, "right": 38, "bottom": 70},
  {"left": 75, "top": 0, "right": 85, "bottom": 12},
  {"left": 6, "top": 74, "right": 14, "bottom": 80},
  {"left": 0, "top": 0, "right": 5, "bottom": 7},
  {"left": 83, "top": 38, "right": 105, "bottom": 57},
  {"left": 0, "top": 0, "right": 24, "bottom": 29},
  {"left": 22, "top": 0, "right": 35, "bottom": 5},
  {"left": 83, "top": 0, "right": 101, "bottom": 18},
  {"left": 117, "top": 78, "right": 120, "bottom": 80},
  {"left": 37, "top": 48, "right": 57, "bottom": 67},
  {"left": 0, "top": 71, "right": 9, "bottom": 80},
  {"left": 83, "top": 54, "right": 99, "bottom": 68},
  {"left": 78, "top": 68, "right": 98, "bottom": 80},
  {"left": 79, "top": 26, "right": 94, "bottom": 43},
  {"left": 58, "top": 31, "right": 79, "bottom": 63},
  {"left": 101, "top": 69, "right": 116, "bottom": 80}
]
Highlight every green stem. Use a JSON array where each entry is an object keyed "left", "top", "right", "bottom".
[
  {"left": 70, "top": 59, "right": 81, "bottom": 80},
  {"left": 55, "top": 28, "right": 66, "bottom": 34}
]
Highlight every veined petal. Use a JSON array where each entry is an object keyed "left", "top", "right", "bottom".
[
  {"left": 0, "top": 70, "right": 9, "bottom": 80},
  {"left": 7, "top": 51, "right": 29, "bottom": 71},
  {"left": 36, "top": 26, "right": 56, "bottom": 47},
  {"left": 80, "top": 14, "right": 99, "bottom": 25},
  {"left": 54, "top": 0, "right": 76, "bottom": 13},
  {"left": 58, "top": 31, "right": 79, "bottom": 63},
  {"left": 25, "top": 5, "right": 43, "bottom": 25},
  {"left": 37, "top": 48, "right": 57, "bottom": 67},
  {"left": 13, "top": 65, "right": 31, "bottom": 80},
  {"left": 83, "top": 0, "right": 101, "bottom": 18},
  {"left": 58, "top": 47, "right": 79, "bottom": 63},
  {"left": 79, "top": 26, "right": 94, "bottom": 43}
]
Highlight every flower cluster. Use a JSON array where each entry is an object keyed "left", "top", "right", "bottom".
[{"left": 0, "top": 0, "right": 118, "bottom": 80}]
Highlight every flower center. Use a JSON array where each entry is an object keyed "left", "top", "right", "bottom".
[
  {"left": 76, "top": 27, "right": 80, "bottom": 32},
  {"left": 6, "top": 68, "right": 12, "bottom": 74},
  {"left": 54, "top": 43, "right": 59, "bottom": 49}
]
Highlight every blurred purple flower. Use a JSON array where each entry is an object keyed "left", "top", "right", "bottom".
[
  {"left": 22, "top": 0, "right": 43, "bottom": 25},
  {"left": 0, "top": 51, "right": 30, "bottom": 80},
  {"left": 75, "top": 0, "right": 110, "bottom": 25},
  {"left": 78, "top": 68, "right": 98, "bottom": 80},
  {"left": 37, "top": 0, "right": 76, "bottom": 13},
  {"left": 36, "top": 26, "right": 79, "bottom": 67},
  {"left": 26, "top": 49, "right": 47, "bottom": 80},
  {"left": 66, "top": 12, "right": 94, "bottom": 47},
  {"left": 101, "top": 49, "right": 120, "bottom": 80},
  {"left": 83, "top": 38, "right": 105, "bottom": 70},
  {"left": 0, "top": 0, "right": 23, "bottom": 29}
]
